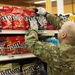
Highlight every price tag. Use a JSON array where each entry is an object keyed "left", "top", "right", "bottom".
[
  {"left": 55, "top": 31, "right": 58, "bottom": 34},
  {"left": 39, "top": 30, "right": 44, "bottom": 34},
  {"left": 8, "top": 55, "right": 14, "bottom": 58}
]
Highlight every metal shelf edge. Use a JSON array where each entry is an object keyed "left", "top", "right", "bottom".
[
  {"left": 0, "top": 30, "right": 58, "bottom": 34},
  {"left": 0, "top": 53, "right": 36, "bottom": 61}
]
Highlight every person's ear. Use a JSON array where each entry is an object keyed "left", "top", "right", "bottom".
[{"left": 61, "top": 32, "right": 67, "bottom": 39}]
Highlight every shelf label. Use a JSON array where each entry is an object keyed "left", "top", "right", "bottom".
[
  {"left": 39, "top": 30, "right": 44, "bottom": 34},
  {"left": 8, "top": 55, "right": 14, "bottom": 58}
]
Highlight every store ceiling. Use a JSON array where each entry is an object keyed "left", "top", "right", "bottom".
[{"left": 0, "top": 0, "right": 75, "bottom": 7}]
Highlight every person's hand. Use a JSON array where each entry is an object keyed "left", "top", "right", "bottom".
[
  {"left": 29, "top": 16, "right": 38, "bottom": 32},
  {"left": 25, "top": 17, "right": 38, "bottom": 41},
  {"left": 34, "top": 7, "right": 46, "bottom": 15}
]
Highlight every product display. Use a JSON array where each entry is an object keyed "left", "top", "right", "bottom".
[
  {"left": 0, "top": 6, "right": 48, "bottom": 75},
  {"left": 0, "top": 63, "right": 20, "bottom": 75},
  {"left": 0, "top": 35, "right": 30, "bottom": 55},
  {"left": 46, "top": 37, "right": 59, "bottom": 45},
  {"left": 0, "top": 6, "right": 58, "bottom": 30},
  {"left": 12, "top": 13, "right": 25, "bottom": 30},
  {"left": 0, "top": 60, "right": 47, "bottom": 75},
  {"left": 0, "top": 5, "right": 60, "bottom": 75},
  {"left": 0, "top": 37, "right": 6, "bottom": 55},
  {"left": 36, "top": 15, "right": 47, "bottom": 30},
  {"left": 1, "top": 11, "right": 12, "bottom": 30},
  {"left": 0, "top": 6, "right": 35, "bottom": 30},
  {"left": 22, "top": 62, "right": 46, "bottom": 75},
  {"left": 68, "top": 14, "right": 75, "bottom": 22},
  {"left": 29, "top": 16, "right": 38, "bottom": 30}
]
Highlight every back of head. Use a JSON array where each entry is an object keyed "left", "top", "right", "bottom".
[{"left": 64, "top": 21, "right": 75, "bottom": 45}]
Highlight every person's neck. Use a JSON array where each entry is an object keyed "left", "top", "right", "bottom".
[{"left": 61, "top": 40, "right": 70, "bottom": 45}]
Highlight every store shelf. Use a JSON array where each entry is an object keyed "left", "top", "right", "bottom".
[
  {"left": 0, "top": 30, "right": 58, "bottom": 35},
  {"left": 0, "top": 30, "right": 58, "bottom": 62},
  {"left": 0, "top": 53, "right": 36, "bottom": 62},
  {"left": 39, "top": 30, "right": 58, "bottom": 36},
  {"left": 0, "top": 30, "right": 28, "bottom": 34}
]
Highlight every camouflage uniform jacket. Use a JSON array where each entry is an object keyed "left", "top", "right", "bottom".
[{"left": 25, "top": 14, "right": 75, "bottom": 75}]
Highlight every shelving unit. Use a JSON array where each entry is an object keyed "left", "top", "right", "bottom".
[
  {"left": 0, "top": 29, "right": 56, "bottom": 75},
  {"left": 0, "top": 30, "right": 58, "bottom": 62}
]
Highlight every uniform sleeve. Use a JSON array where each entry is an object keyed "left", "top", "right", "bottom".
[
  {"left": 46, "top": 14, "right": 64, "bottom": 29},
  {"left": 25, "top": 29, "right": 60, "bottom": 64}
]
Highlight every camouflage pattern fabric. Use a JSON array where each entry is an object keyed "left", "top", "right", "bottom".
[
  {"left": 25, "top": 30, "right": 75, "bottom": 75},
  {"left": 25, "top": 14, "right": 75, "bottom": 75},
  {"left": 47, "top": 14, "right": 64, "bottom": 29}
]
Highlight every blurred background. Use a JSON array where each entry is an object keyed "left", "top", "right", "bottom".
[{"left": 0, "top": 0, "right": 75, "bottom": 14}]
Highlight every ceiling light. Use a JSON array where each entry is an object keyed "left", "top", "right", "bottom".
[
  {"left": 34, "top": 1, "right": 46, "bottom": 4},
  {"left": 34, "top": 0, "right": 56, "bottom": 4}
]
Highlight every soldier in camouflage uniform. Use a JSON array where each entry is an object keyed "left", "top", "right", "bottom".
[{"left": 25, "top": 7, "right": 75, "bottom": 75}]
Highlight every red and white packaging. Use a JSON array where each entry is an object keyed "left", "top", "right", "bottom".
[
  {"left": 0, "top": 7, "right": 2, "bottom": 29},
  {"left": 36, "top": 15, "right": 47, "bottom": 30},
  {"left": 0, "top": 37, "right": 7, "bottom": 55},
  {"left": 23, "top": 8, "right": 36, "bottom": 30},
  {"left": 12, "top": 6, "right": 23, "bottom": 14},
  {"left": 12, "top": 13, "right": 25, "bottom": 30},
  {"left": 0, "top": 13, "right": 2, "bottom": 29},
  {"left": 6, "top": 36, "right": 20, "bottom": 55},
  {"left": 23, "top": 8, "right": 36, "bottom": 16},
  {"left": 46, "top": 22, "right": 56, "bottom": 30},
  {"left": 24, "top": 15, "right": 30, "bottom": 30},
  {"left": 16, "top": 36, "right": 30, "bottom": 54},
  {"left": 0, "top": 6, "right": 12, "bottom": 30},
  {"left": 6, "top": 36, "right": 17, "bottom": 55},
  {"left": 6, "top": 35, "right": 30, "bottom": 55},
  {"left": 2, "top": 6, "right": 13, "bottom": 11},
  {"left": 1, "top": 11, "right": 12, "bottom": 30}
]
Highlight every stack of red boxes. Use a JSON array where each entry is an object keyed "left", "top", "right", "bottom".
[{"left": 0, "top": 35, "right": 30, "bottom": 55}]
